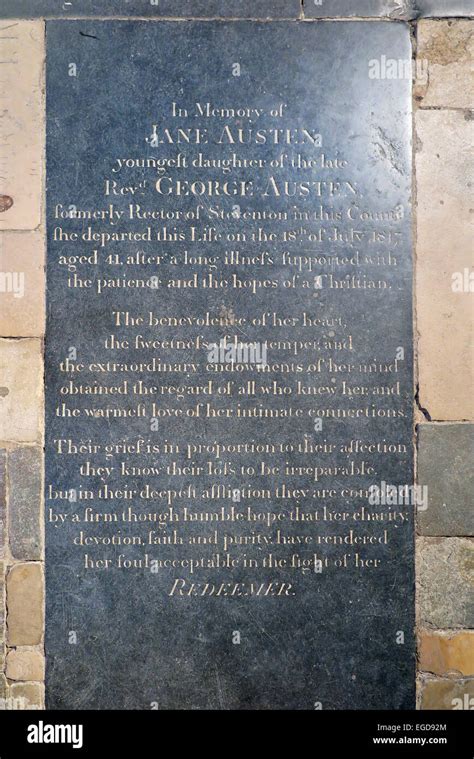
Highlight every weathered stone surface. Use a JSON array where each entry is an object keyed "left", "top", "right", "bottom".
[
  {"left": 0, "top": 233, "right": 45, "bottom": 337},
  {"left": 137, "top": 0, "right": 301, "bottom": 15},
  {"left": 0, "top": 0, "right": 300, "bottom": 18},
  {"left": 416, "top": 1, "right": 474, "bottom": 18},
  {"left": 0, "top": 674, "right": 7, "bottom": 700},
  {"left": 304, "top": 0, "right": 474, "bottom": 16},
  {"left": 0, "top": 562, "right": 5, "bottom": 637},
  {"left": 0, "top": 21, "right": 43, "bottom": 231},
  {"left": 9, "top": 682, "right": 44, "bottom": 710},
  {"left": 45, "top": 19, "right": 415, "bottom": 710},
  {"left": 415, "top": 21, "right": 474, "bottom": 108},
  {"left": 419, "top": 631, "right": 474, "bottom": 676},
  {"left": 0, "top": 339, "right": 43, "bottom": 443},
  {"left": 6, "top": 563, "right": 44, "bottom": 646},
  {"left": 420, "top": 678, "right": 474, "bottom": 710},
  {"left": 416, "top": 110, "right": 474, "bottom": 421},
  {"left": 1, "top": 0, "right": 472, "bottom": 19},
  {"left": 0, "top": 562, "right": 5, "bottom": 671},
  {"left": 305, "top": 0, "right": 416, "bottom": 18},
  {"left": 5, "top": 649, "right": 45, "bottom": 681},
  {"left": 8, "top": 446, "right": 43, "bottom": 561},
  {"left": 0, "top": 451, "right": 5, "bottom": 557},
  {"left": 417, "top": 424, "right": 474, "bottom": 536},
  {"left": 417, "top": 538, "right": 474, "bottom": 628}
]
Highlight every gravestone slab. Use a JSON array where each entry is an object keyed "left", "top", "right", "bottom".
[
  {"left": 45, "top": 20, "right": 415, "bottom": 709},
  {"left": 0, "top": 0, "right": 300, "bottom": 19}
]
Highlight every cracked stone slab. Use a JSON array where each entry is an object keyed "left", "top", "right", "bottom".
[
  {"left": 417, "top": 424, "right": 474, "bottom": 536},
  {"left": 0, "top": 0, "right": 301, "bottom": 19},
  {"left": 8, "top": 446, "right": 43, "bottom": 561},
  {"left": 419, "top": 630, "right": 474, "bottom": 676},
  {"left": 416, "top": 110, "right": 474, "bottom": 421},
  {"left": 417, "top": 538, "right": 474, "bottom": 628}
]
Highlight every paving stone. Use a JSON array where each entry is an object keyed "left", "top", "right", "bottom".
[
  {"left": 0, "top": 232, "right": 45, "bottom": 338},
  {"left": 0, "top": 0, "right": 472, "bottom": 19},
  {"left": 9, "top": 682, "right": 44, "bottom": 709},
  {"left": 305, "top": 0, "right": 416, "bottom": 18},
  {"left": 0, "top": 562, "right": 4, "bottom": 672},
  {"left": 417, "top": 538, "right": 474, "bottom": 628},
  {"left": 8, "top": 446, "right": 43, "bottom": 561},
  {"left": 0, "top": 21, "right": 43, "bottom": 231},
  {"left": 0, "top": 562, "right": 4, "bottom": 636},
  {"left": 415, "top": 20, "right": 474, "bottom": 108},
  {"left": 0, "top": 339, "right": 43, "bottom": 443},
  {"left": 419, "top": 631, "right": 474, "bottom": 676},
  {"left": 5, "top": 649, "right": 45, "bottom": 681},
  {"left": 0, "top": 451, "right": 5, "bottom": 558},
  {"left": 416, "top": 110, "right": 474, "bottom": 421},
  {"left": 0, "top": 1, "right": 300, "bottom": 18},
  {"left": 417, "top": 424, "right": 474, "bottom": 536},
  {"left": 420, "top": 678, "right": 474, "bottom": 709},
  {"left": 6, "top": 563, "right": 44, "bottom": 646},
  {"left": 304, "top": 0, "right": 474, "bottom": 16}
]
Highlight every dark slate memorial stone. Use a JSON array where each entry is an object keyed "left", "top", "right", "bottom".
[
  {"left": 0, "top": 0, "right": 301, "bottom": 19},
  {"left": 305, "top": 0, "right": 474, "bottom": 17},
  {"left": 46, "top": 20, "right": 415, "bottom": 710},
  {"left": 304, "top": 0, "right": 417, "bottom": 18},
  {"left": 415, "top": 0, "right": 474, "bottom": 16}
]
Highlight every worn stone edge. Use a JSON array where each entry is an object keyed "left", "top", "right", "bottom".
[{"left": 0, "top": 19, "right": 46, "bottom": 711}]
